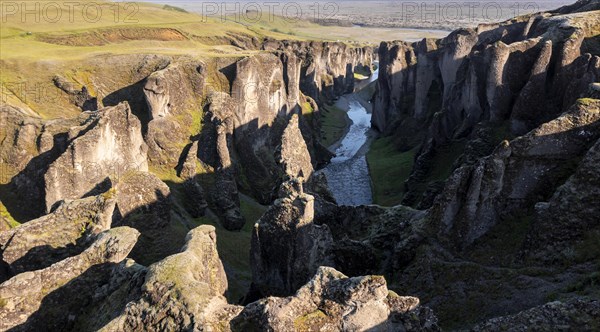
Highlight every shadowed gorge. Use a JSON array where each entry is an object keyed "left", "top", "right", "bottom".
[{"left": 1, "top": 0, "right": 600, "bottom": 330}]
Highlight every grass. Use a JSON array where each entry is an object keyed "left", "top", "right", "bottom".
[
  {"left": 366, "top": 137, "right": 417, "bottom": 206},
  {"left": 428, "top": 140, "right": 466, "bottom": 182},
  {"left": 353, "top": 72, "right": 368, "bottom": 80},
  {"left": 0, "top": 201, "right": 20, "bottom": 228},
  {"left": 320, "top": 103, "right": 349, "bottom": 148},
  {"left": 0, "top": 0, "right": 443, "bottom": 120}
]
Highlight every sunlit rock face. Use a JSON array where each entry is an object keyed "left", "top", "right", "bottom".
[
  {"left": 0, "top": 227, "right": 140, "bottom": 331},
  {"left": 101, "top": 225, "right": 243, "bottom": 332},
  {"left": 44, "top": 102, "right": 148, "bottom": 213},
  {"left": 374, "top": 14, "right": 600, "bottom": 138},
  {"left": 0, "top": 195, "right": 116, "bottom": 279},
  {"left": 372, "top": 5, "right": 600, "bottom": 209},
  {"left": 233, "top": 266, "right": 439, "bottom": 332}
]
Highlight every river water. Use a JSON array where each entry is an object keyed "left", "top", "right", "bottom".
[{"left": 320, "top": 66, "right": 378, "bottom": 206}]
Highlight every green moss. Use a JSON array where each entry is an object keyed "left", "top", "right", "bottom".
[
  {"left": 294, "top": 310, "right": 328, "bottom": 331},
  {"left": 354, "top": 65, "right": 371, "bottom": 78},
  {"left": 190, "top": 108, "right": 203, "bottom": 136},
  {"left": 301, "top": 101, "right": 314, "bottom": 116},
  {"left": 577, "top": 98, "right": 600, "bottom": 107},
  {"left": 0, "top": 201, "right": 19, "bottom": 228},
  {"left": 366, "top": 137, "right": 417, "bottom": 206},
  {"left": 353, "top": 72, "right": 368, "bottom": 80},
  {"left": 101, "top": 188, "right": 116, "bottom": 200},
  {"left": 0, "top": 297, "right": 7, "bottom": 308},
  {"left": 467, "top": 214, "right": 533, "bottom": 267}
]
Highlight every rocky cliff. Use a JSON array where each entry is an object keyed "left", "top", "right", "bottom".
[
  {"left": 290, "top": 1, "right": 600, "bottom": 327},
  {"left": 373, "top": 0, "right": 600, "bottom": 208},
  {"left": 1, "top": 0, "right": 599, "bottom": 330},
  {"left": 0, "top": 40, "right": 372, "bottom": 231},
  {"left": 234, "top": 266, "right": 439, "bottom": 331},
  {"left": 0, "top": 194, "right": 434, "bottom": 331},
  {"left": 250, "top": 179, "right": 334, "bottom": 298},
  {"left": 44, "top": 102, "right": 148, "bottom": 212}
]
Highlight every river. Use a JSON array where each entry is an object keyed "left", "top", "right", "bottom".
[{"left": 320, "top": 65, "right": 378, "bottom": 206}]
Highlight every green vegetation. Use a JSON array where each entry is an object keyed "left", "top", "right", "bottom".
[
  {"left": 294, "top": 310, "right": 328, "bottom": 330},
  {"left": 428, "top": 140, "right": 466, "bottom": 182},
  {"left": 577, "top": 98, "right": 600, "bottom": 107},
  {"left": 193, "top": 195, "right": 267, "bottom": 302},
  {"left": 0, "top": 201, "right": 20, "bottom": 228},
  {"left": 353, "top": 65, "right": 371, "bottom": 79},
  {"left": 320, "top": 103, "right": 349, "bottom": 148},
  {"left": 301, "top": 101, "right": 314, "bottom": 116},
  {"left": 366, "top": 137, "right": 417, "bottom": 206},
  {"left": 467, "top": 214, "right": 533, "bottom": 267},
  {"left": 353, "top": 72, "right": 368, "bottom": 80}
]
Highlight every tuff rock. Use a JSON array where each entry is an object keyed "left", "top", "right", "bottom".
[
  {"left": 250, "top": 179, "right": 334, "bottom": 297},
  {"left": 0, "top": 227, "right": 140, "bottom": 331},
  {"left": 232, "top": 266, "right": 439, "bottom": 332},
  {"left": 44, "top": 102, "right": 148, "bottom": 213},
  {"left": 0, "top": 194, "right": 116, "bottom": 279}
]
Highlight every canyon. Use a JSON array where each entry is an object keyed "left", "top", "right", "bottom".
[{"left": 1, "top": 0, "right": 600, "bottom": 330}]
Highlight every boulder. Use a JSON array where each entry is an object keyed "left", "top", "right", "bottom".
[
  {"left": 232, "top": 266, "right": 439, "bottom": 332},
  {"left": 0, "top": 227, "right": 140, "bottom": 331},
  {"left": 101, "top": 225, "right": 243, "bottom": 331},
  {"left": 0, "top": 194, "right": 116, "bottom": 277}
]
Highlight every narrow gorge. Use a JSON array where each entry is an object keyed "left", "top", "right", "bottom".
[{"left": 1, "top": 0, "right": 600, "bottom": 330}]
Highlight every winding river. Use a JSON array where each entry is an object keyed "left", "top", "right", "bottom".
[{"left": 320, "top": 66, "right": 379, "bottom": 206}]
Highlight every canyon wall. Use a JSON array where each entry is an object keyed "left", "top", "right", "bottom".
[
  {"left": 373, "top": 3, "right": 600, "bottom": 208},
  {"left": 0, "top": 41, "right": 373, "bottom": 231}
]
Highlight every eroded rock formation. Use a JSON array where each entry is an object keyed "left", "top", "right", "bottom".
[
  {"left": 44, "top": 102, "right": 148, "bottom": 212},
  {"left": 0, "top": 194, "right": 115, "bottom": 279},
  {"left": 431, "top": 99, "right": 600, "bottom": 248},
  {"left": 102, "top": 225, "right": 242, "bottom": 331},
  {"left": 233, "top": 266, "right": 439, "bottom": 332},
  {"left": 373, "top": 4, "right": 600, "bottom": 208},
  {"left": 0, "top": 227, "right": 140, "bottom": 331},
  {"left": 250, "top": 179, "right": 334, "bottom": 297}
]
